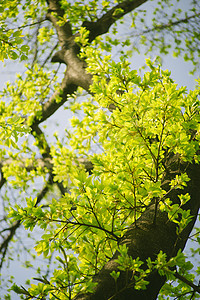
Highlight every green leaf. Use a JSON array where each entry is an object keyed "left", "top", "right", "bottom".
[{"left": 9, "top": 51, "right": 18, "bottom": 60}]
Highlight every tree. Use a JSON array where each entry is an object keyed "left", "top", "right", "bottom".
[{"left": 0, "top": 0, "right": 200, "bottom": 299}]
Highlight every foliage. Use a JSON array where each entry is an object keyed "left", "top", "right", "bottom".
[
  {"left": 0, "top": 0, "right": 31, "bottom": 61},
  {"left": 7, "top": 58, "right": 200, "bottom": 299},
  {"left": 0, "top": 0, "right": 200, "bottom": 300},
  {"left": 128, "top": 0, "right": 200, "bottom": 74}
]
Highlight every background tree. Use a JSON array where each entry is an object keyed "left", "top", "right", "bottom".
[{"left": 0, "top": 0, "right": 200, "bottom": 299}]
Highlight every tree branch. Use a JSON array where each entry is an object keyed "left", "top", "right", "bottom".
[
  {"left": 132, "top": 12, "right": 200, "bottom": 37},
  {"left": 0, "top": 174, "right": 53, "bottom": 269},
  {"left": 0, "top": 220, "right": 21, "bottom": 269},
  {"left": 46, "top": 217, "right": 120, "bottom": 241},
  {"left": 2, "top": 18, "right": 46, "bottom": 33},
  {"left": 39, "top": 0, "right": 148, "bottom": 127},
  {"left": 0, "top": 156, "right": 93, "bottom": 175},
  {"left": 174, "top": 271, "right": 200, "bottom": 295},
  {"left": 31, "top": 71, "right": 77, "bottom": 125},
  {"left": 82, "top": 0, "right": 148, "bottom": 42},
  {"left": 46, "top": 0, "right": 72, "bottom": 47}
]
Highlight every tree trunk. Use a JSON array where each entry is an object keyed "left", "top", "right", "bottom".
[{"left": 73, "top": 156, "right": 200, "bottom": 300}]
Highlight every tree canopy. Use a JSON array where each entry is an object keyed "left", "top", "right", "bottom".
[{"left": 0, "top": 0, "right": 200, "bottom": 299}]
